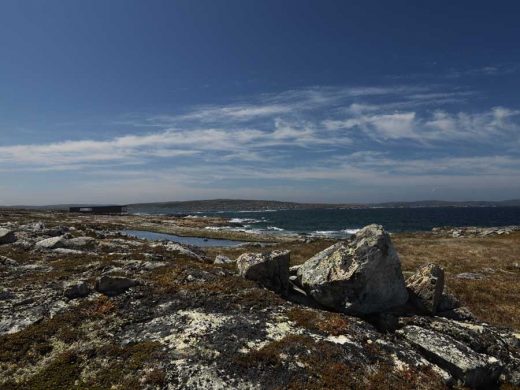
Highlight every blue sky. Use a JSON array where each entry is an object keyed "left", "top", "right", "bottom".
[{"left": 1, "top": 0, "right": 520, "bottom": 205}]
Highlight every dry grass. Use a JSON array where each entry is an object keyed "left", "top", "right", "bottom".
[
  {"left": 205, "top": 238, "right": 334, "bottom": 266},
  {"left": 287, "top": 307, "right": 350, "bottom": 336},
  {"left": 148, "top": 258, "right": 287, "bottom": 311},
  {"left": 394, "top": 232, "right": 520, "bottom": 329}
]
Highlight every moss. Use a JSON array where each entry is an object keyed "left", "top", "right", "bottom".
[
  {"left": 82, "top": 341, "right": 164, "bottom": 389},
  {"left": 362, "top": 363, "right": 447, "bottom": 390},
  {"left": 3, "top": 341, "right": 164, "bottom": 390},
  {"left": 0, "top": 296, "right": 117, "bottom": 366},
  {"left": 236, "top": 334, "right": 362, "bottom": 388},
  {"left": 5, "top": 351, "right": 82, "bottom": 390},
  {"left": 237, "top": 334, "right": 315, "bottom": 369},
  {"left": 0, "top": 246, "right": 36, "bottom": 265},
  {"left": 237, "top": 335, "right": 445, "bottom": 390},
  {"left": 143, "top": 368, "right": 167, "bottom": 386},
  {"left": 287, "top": 307, "right": 350, "bottom": 336},
  {"left": 144, "top": 257, "right": 288, "bottom": 317},
  {"left": 6, "top": 252, "right": 114, "bottom": 289},
  {"left": 0, "top": 319, "right": 58, "bottom": 365}
]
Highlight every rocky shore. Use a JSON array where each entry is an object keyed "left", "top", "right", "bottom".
[
  {"left": 0, "top": 210, "right": 519, "bottom": 389},
  {"left": 432, "top": 225, "right": 520, "bottom": 238}
]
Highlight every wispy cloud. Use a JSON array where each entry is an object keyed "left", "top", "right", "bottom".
[
  {"left": 325, "top": 104, "right": 520, "bottom": 144},
  {"left": 125, "top": 85, "right": 434, "bottom": 127},
  {"left": 2, "top": 84, "right": 518, "bottom": 171},
  {"left": 389, "top": 63, "right": 520, "bottom": 81},
  {"left": 1, "top": 83, "right": 520, "bottom": 204},
  {"left": 446, "top": 64, "right": 520, "bottom": 78}
]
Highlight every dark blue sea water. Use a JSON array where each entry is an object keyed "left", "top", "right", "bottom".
[
  {"left": 132, "top": 207, "right": 520, "bottom": 236},
  {"left": 216, "top": 207, "right": 520, "bottom": 235}
]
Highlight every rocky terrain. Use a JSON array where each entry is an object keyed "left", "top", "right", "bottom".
[
  {"left": 432, "top": 226, "right": 520, "bottom": 238},
  {"left": 0, "top": 210, "right": 519, "bottom": 389}
]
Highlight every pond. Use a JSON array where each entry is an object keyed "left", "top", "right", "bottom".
[{"left": 121, "top": 229, "right": 246, "bottom": 247}]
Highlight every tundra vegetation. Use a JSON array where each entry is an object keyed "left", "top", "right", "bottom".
[{"left": 0, "top": 209, "right": 519, "bottom": 389}]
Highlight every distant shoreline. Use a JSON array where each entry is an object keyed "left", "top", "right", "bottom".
[{"left": 4, "top": 198, "right": 519, "bottom": 211}]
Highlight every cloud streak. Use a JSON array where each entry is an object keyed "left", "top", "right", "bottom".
[{"left": 1, "top": 83, "right": 520, "bottom": 204}]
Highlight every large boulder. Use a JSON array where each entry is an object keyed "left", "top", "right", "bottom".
[
  {"left": 406, "top": 263, "right": 445, "bottom": 314},
  {"left": 236, "top": 250, "right": 290, "bottom": 295},
  {"left": 0, "top": 228, "right": 16, "bottom": 245},
  {"left": 297, "top": 224, "right": 408, "bottom": 314},
  {"left": 95, "top": 275, "right": 139, "bottom": 296}
]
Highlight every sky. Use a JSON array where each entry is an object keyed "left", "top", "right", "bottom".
[{"left": 1, "top": 0, "right": 520, "bottom": 205}]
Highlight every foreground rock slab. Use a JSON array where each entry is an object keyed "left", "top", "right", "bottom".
[
  {"left": 398, "top": 325, "right": 502, "bottom": 388},
  {"left": 297, "top": 224, "right": 408, "bottom": 314},
  {"left": 236, "top": 250, "right": 290, "bottom": 295}
]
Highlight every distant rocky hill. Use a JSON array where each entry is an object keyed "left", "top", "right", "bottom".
[
  {"left": 3, "top": 198, "right": 520, "bottom": 212},
  {"left": 372, "top": 199, "right": 520, "bottom": 208},
  {"left": 128, "top": 199, "right": 336, "bottom": 213},
  {"left": 128, "top": 198, "right": 520, "bottom": 213}
]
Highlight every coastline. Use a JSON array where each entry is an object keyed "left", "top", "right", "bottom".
[{"left": 2, "top": 208, "right": 520, "bottom": 243}]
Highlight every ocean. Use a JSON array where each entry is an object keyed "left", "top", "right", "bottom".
[{"left": 130, "top": 206, "right": 520, "bottom": 237}]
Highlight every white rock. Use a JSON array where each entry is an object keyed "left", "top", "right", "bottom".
[
  {"left": 35, "top": 235, "right": 67, "bottom": 249},
  {"left": 297, "top": 224, "right": 408, "bottom": 314},
  {"left": 214, "top": 255, "right": 234, "bottom": 264}
]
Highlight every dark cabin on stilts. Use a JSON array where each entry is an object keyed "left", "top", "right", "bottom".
[{"left": 69, "top": 205, "right": 128, "bottom": 215}]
